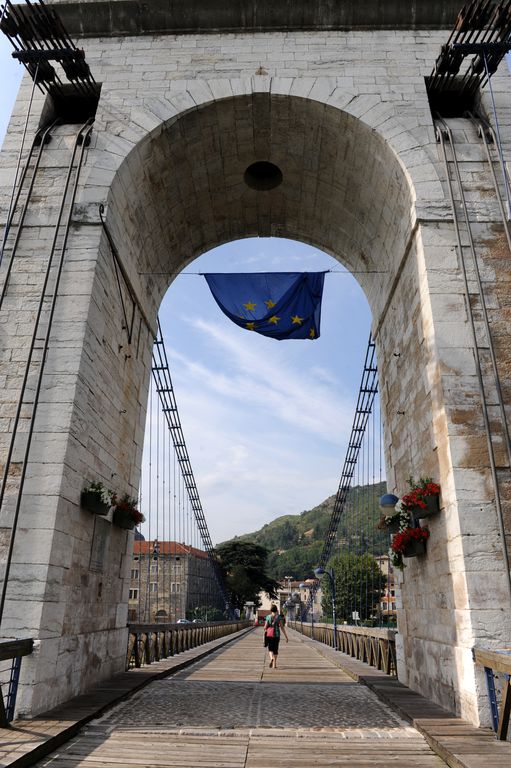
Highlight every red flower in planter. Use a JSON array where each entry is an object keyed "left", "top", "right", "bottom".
[
  {"left": 114, "top": 494, "right": 145, "bottom": 524},
  {"left": 390, "top": 525, "right": 430, "bottom": 571},
  {"left": 401, "top": 477, "right": 440, "bottom": 512},
  {"left": 391, "top": 525, "right": 430, "bottom": 555}
]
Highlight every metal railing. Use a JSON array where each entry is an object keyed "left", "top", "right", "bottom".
[
  {"left": 0, "top": 638, "right": 33, "bottom": 725},
  {"left": 126, "top": 620, "right": 250, "bottom": 670},
  {"left": 473, "top": 647, "right": 511, "bottom": 740},
  {"left": 289, "top": 621, "right": 397, "bottom": 675}
]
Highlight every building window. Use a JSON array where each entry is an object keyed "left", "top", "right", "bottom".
[
  {"left": 151, "top": 564, "right": 158, "bottom": 574},
  {"left": 149, "top": 582, "right": 158, "bottom": 593},
  {"left": 171, "top": 582, "right": 181, "bottom": 593},
  {"left": 131, "top": 569, "right": 139, "bottom": 580},
  {"left": 129, "top": 589, "right": 138, "bottom": 600}
]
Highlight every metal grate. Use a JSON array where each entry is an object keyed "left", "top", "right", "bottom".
[
  {"left": 427, "top": 0, "right": 511, "bottom": 113},
  {"left": 0, "top": 0, "right": 96, "bottom": 98}
]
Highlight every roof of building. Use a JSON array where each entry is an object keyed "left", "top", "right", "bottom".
[{"left": 133, "top": 541, "right": 209, "bottom": 559}]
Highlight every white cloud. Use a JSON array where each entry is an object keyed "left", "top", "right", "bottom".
[{"left": 166, "top": 317, "right": 354, "bottom": 446}]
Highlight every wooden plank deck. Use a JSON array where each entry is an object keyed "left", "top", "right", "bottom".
[
  {"left": 296, "top": 631, "right": 511, "bottom": 768},
  {"left": 0, "top": 628, "right": 252, "bottom": 768},
  {"left": 1, "top": 628, "right": 509, "bottom": 768}
]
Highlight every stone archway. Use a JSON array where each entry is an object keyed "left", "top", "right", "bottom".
[{"left": 1, "top": 81, "right": 510, "bottom": 725}]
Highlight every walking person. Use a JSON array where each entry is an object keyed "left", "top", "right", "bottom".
[{"left": 264, "top": 604, "right": 288, "bottom": 668}]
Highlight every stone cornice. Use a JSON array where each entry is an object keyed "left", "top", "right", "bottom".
[{"left": 48, "top": 0, "right": 464, "bottom": 38}]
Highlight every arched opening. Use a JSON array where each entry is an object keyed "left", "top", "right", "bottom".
[
  {"left": 97, "top": 91, "right": 432, "bottom": 694},
  {"left": 151, "top": 237, "right": 371, "bottom": 543},
  {"left": 105, "top": 93, "right": 413, "bottom": 319},
  {"left": 101, "top": 93, "right": 416, "bottom": 569}
]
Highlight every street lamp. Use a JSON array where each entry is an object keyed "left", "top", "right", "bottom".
[
  {"left": 283, "top": 575, "right": 293, "bottom": 608},
  {"left": 291, "top": 592, "right": 301, "bottom": 621},
  {"left": 379, "top": 493, "right": 399, "bottom": 512},
  {"left": 314, "top": 566, "right": 338, "bottom": 651}
]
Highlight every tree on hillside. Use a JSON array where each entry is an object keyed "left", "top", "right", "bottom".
[
  {"left": 267, "top": 541, "right": 323, "bottom": 581},
  {"left": 216, "top": 481, "right": 389, "bottom": 584},
  {"left": 214, "top": 541, "right": 279, "bottom": 612},
  {"left": 320, "top": 552, "right": 386, "bottom": 623}
]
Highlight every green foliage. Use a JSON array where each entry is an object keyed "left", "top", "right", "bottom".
[
  {"left": 187, "top": 605, "right": 224, "bottom": 621},
  {"left": 321, "top": 552, "right": 386, "bottom": 623},
  {"left": 213, "top": 541, "right": 279, "bottom": 611},
  {"left": 219, "top": 482, "right": 388, "bottom": 582},
  {"left": 266, "top": 541, "right": 323, "bottom": 581}
]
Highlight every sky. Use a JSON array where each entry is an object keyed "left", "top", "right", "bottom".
[{"left": 0, "top": 25, "right": 374, "bottom": 544}]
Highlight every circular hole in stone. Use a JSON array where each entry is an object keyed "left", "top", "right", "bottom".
[{"left": 244, "top": 161, "right": 283, "bottom": 191}]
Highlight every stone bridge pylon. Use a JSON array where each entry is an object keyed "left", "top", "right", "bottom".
[{"left": 0, "top": 0, "right": 511, "bottom": 727}]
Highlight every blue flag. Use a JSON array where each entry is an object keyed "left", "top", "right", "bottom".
[{"left": 203, "top": 272, "right": 326, "bottom": 340}]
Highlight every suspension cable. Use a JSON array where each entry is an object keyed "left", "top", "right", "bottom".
[
  {"left": 0, "top": 119, "right": 94, "bottom": 626},
  {"left": 306, "top": 336, "right": 378, "bottom": 618},
  {"left": 0, "top": 60, "right": 39, "bottom": 270},
  {"left": 150, "top": 319, "right": 232, "bottom": 615},
  {"left": 436, "top": 119, "right": 511, "bottom": 600}
]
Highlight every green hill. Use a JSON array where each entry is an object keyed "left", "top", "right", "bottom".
[{"left": 224, "top": 481, "right": 388, "bottom": 581}]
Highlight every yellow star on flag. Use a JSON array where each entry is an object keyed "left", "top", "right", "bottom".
[
  {"left": 243, "top": 301, "right": 256, "bottom": 311},
  {"left": 268, "top": 315, "right": 280, "bottom": 325},
  {"left": 246, "top": 322, "right": 256, "bottom": 331},
  {"left": 309, "top": 328, "right": 316, "bottom": 339},
  {"left": 265, "top": 299, "right": 276, "bottom": 309},
  {"left": 291, "top": 315, "right": 304, "bottom": 325}
]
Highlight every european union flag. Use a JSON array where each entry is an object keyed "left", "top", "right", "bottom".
[{"left": 203, "top": 272, "right": 326, "bottom": 340}]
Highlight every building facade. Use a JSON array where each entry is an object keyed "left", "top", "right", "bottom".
[{"left": 128, "top": 540, "right": 220, "bottom": 623}]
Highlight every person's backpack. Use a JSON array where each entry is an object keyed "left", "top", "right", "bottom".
[{"left": 265, "top": 614, "right": 280, "bottom": 638}]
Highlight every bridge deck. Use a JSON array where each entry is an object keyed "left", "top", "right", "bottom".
[
  {"left": 32, "top": 629, "right": 446, "bottom": 767},
  {"left": 2, "top": 628, "right": 510, "bottom": 768}
]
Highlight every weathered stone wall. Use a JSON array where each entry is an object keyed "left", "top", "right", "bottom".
[{"left": 1, "top": 4, "right": 511, "bottom": 723}]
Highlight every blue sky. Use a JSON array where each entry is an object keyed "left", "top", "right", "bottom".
[{"left": 0, "top": 31, "right": 373, "bottom": 543}]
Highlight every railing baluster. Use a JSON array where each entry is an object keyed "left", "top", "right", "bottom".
[
  {"left": 288, "top": 622, "right": 397, "bottom": 677},
  {"left": 125, "top": 621, "right": 250, "bottom": 671}
]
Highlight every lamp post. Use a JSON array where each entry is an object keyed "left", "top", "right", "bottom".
[
  {"left": 299, "top": 581, "right": 317, "bottom": 640},
  {"left": 283, "top": 575, "right": 293, "bottom": 610},
  {"left": 314, "top": 566, "right": 338, "bottom": 650},
  {"left": 297, "top": 585, "right": 305, "bottom": 632}
]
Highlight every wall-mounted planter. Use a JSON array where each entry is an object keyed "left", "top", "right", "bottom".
[
  {"left": 403, "top": 539, "right": 427, "bottom": 558},
  {"left": 412, "top": 494, "right": 440, "bottom": 519},
  {"left": 81, "top": 491, "right": 110, "bottom": 516},
  {"left": 113, "top": 508, "right": 136, "bottom": 530}
]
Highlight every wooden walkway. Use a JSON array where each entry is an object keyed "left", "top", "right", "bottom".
[{"left": 1, "top": 628, "right": 510, "bottom": 768}]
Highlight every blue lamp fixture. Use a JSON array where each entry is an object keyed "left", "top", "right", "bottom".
[{"left": 379, "top": 493, "right": 399, "bottom": 511}]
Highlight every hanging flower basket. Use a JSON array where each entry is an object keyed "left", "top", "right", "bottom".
[
  {"left": 81, "top": 482, "right": 116, "bottom": 516},
  {"left": 403, "top": 538, "right": 427, "bottom": 557},
  {"left": 390, "top": 526, "right": 430, "bottom": 570},
  {"left": 411, "top": 493, "right": 440, "bottom": 519},
  {"left": 401, "top": 478, "right": 441, "bottom": 520},
  {"left": 113, "top": 508, "right": 137, "bottom": 530},
  {"left": 112, "top": 494, "right": 145, "bottom": 530}
]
